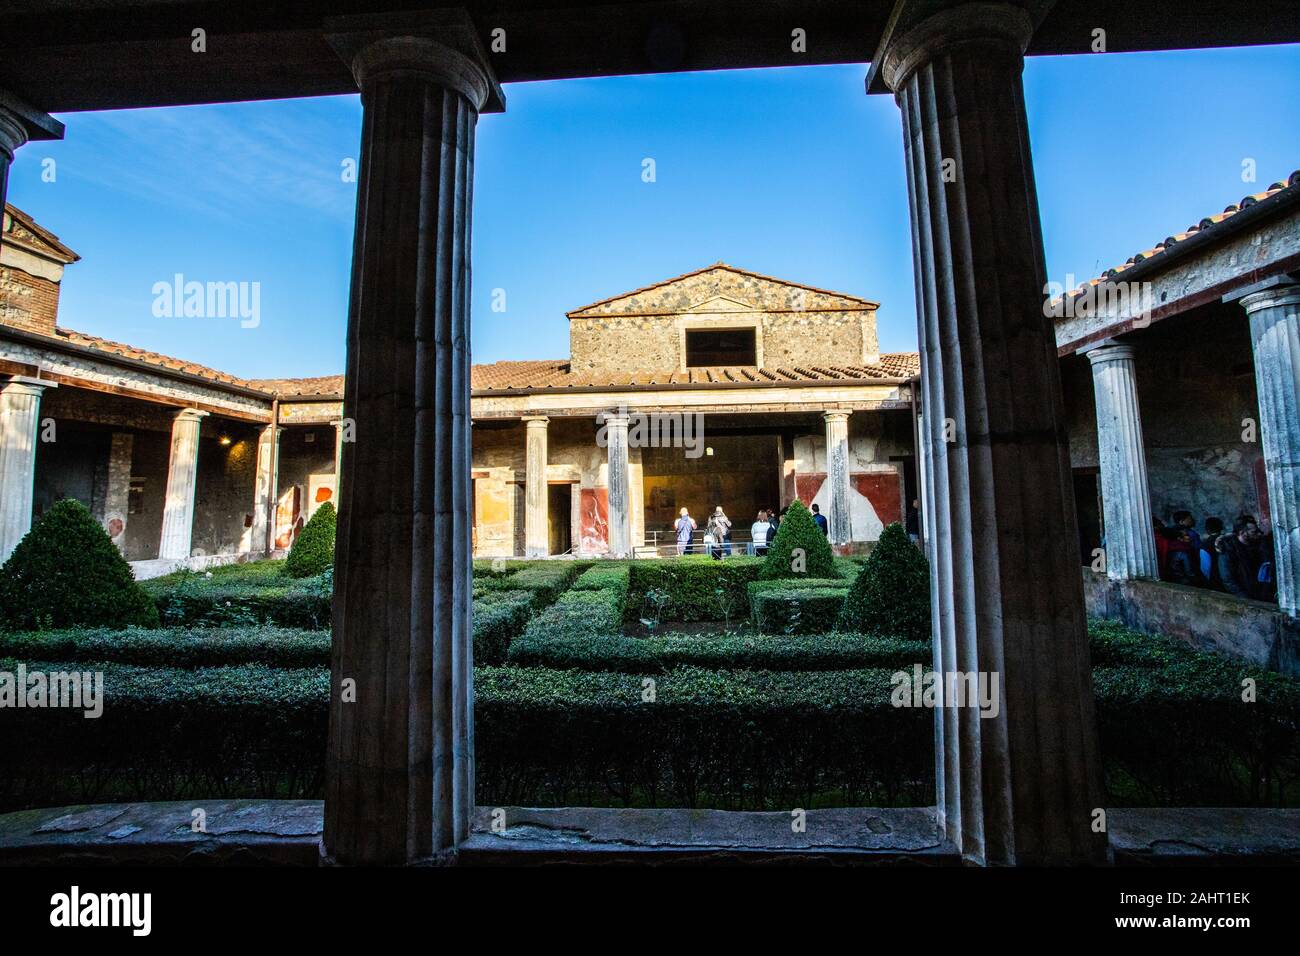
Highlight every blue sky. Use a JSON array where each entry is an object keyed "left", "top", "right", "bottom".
[{"left": 8, "top": 43, "right": 1299, "bottom": 379}]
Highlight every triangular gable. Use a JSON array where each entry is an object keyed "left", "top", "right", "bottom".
[
  {"left": 2, "top": 204, "right": 79, "bottom": 264},
  {"left": 567, "top": 263, "right": 878, "bottom": 317}
]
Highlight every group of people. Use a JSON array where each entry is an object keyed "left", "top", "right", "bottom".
[
  {"left": 1152, "top": 510, "right": 1276, "bottom": 602},
  {"left": 671, "top": 503, "right": 830, "bottom": 557}
]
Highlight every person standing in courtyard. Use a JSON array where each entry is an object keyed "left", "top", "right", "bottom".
[
  {"left": 811, "top": 503, "right": 829, "bottom": 536},
  {"left": 751, "top": 510, "right": 772, "bottom": 556},
  {"left": 674, "top": 507, "right": 696, "bottom": 556},
  {"left": 707, "top": 505, "right": 732, "bottom": 560}
]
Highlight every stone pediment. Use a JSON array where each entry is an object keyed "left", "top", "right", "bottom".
[{"left": 567, "top": 263, "right": 878, "bottom": 318}]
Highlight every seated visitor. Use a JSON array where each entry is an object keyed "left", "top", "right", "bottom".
[
  {"left": 1217, "top": 517, "right": 1265, "bottom": 600},
  {"left": 1200, "top": 516, "right": 1225, "bottom": 587}
]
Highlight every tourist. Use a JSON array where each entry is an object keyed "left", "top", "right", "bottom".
[
  {"left": 811, "top": 503, "right": 829, "bottom": 536},
  {"left": 1200, "top": 516, "right": 1225, "bottom": 587},
  {"left": 1217, "top": 517, "right": 1263, "bottom": 600},
  {"left": 751, "top": 510, "right": 772, "bottom": 556},
  {"left": 674, "top": 507, "right": 696, "bottom": 556},
  {"left": 1171, "top": 510, "right": 1203, "bottom": 584},
  {"left": 707, "top": 505, "right": 732, "bottom": 560},
  {"left": 766, "top": 507, "right": 780, "bottom": 537}
]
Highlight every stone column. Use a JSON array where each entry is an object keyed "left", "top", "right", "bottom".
[
  {"left": 523, "top": 416, "right": 549, "bottom": 557},
  {"left": 323, "top": 22, "right": 502, "bottom": 866},
  {"left": 1085, "top": 343, "right": 1158, "bottom": 580},
  {"left": 249, "top": 425, "right": 280, "bottom": 554},
  {"left": 332, "top": 418, "right": 345, "bottom": 505},
  {"left": 877, "top": 1, "right": 1106, "bottom": 865},
  {"left": 0, "top": 91, "right": 63, "bottom": 247},
  {"left": 823, "top": 409, "right": 852, "bottom": 544},
  {"left": 603, "top": 411, "right": 631, "bottom": 557},
  {"left": 0, "top": 379, "right": 52, "bottom": 562},
  {"left": 158, "top": 408, "right": 207, "bottom": 560},
  {"left": 1240, "top": 281, "right": 1300, "bottom": 616}
]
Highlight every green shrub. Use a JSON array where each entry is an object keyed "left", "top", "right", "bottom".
[
  {"left": 759, "top": 500, "right": 836, "bottom": 580},
  {"left": 519, "top": 588, "right": 624, "bottom": 642},
  {"left": 477, "top": 561, "right": 583, "bottom": 609},
  {"left": 836, "top": 522, "right": 930, "bottom": 641},
  {"left": 746, "top": 577, "right": 846, "bottom": 620},
  {"left": 626, "top": 558, "right": 762, "bottom": 625},
  {"left": 0, "top": 626, "right": 328, "bottom": 668},
  {"left": 507, "top": 630, "right": 932, "bottom": 673},
  {"left": 572, "top": 563, "right": 630, "bottom": 599},
  {"left": 1086, "top": 619, "right": 1198, "bottom": 668},
  {"left": 0, "top": 499, "right": 157, "bottom": 630},
  {"left": 142, "top": 568, "right": 332, "bottom": 629},
  {"left": 473, "top": 590, "right": 534, "bottom": 665},
  {"left": 752, "top": 588, "right": 848, "bottom": 635},
  {"left": 284, "top": 502, "right": 336, "bottom": 578}
]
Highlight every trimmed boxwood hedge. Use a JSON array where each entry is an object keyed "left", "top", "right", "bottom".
[
  {"left": 626, "top": 557, "right": 763, "bottom": 624},
  {"left": 0, "top": 499, "right": 158, "bottom": 631},
  {"left": 837, "top": 522, "right": 929, "bottom": 640},
  {"left": 759, "top": 500, "right": 836, "bottom": 580},
  {"left": 506, "top": 630, "right": 932, "bottom": 673},
  {"left": 284, "top": 501, "right": 336, "bottom": 578},
  {"left": 752, "top": 588, "right": 849, "bottom": 635},
  {"left": 477, "top": 561, "right": 586, "bottom": 610},
  {"left": 519, "top": 588, "right": 624, "bottom": 642},
  {"left": 746, "top": 578, "right": 846, "bottom": 620},
  {"left": 473, "top": 590, "right": 534, "bottom": 666},
  {"left": 142, "top": 566, "right": 333, "bottom": 629},
  {"left": 0, "top": 626, "right": 329, "bottom": 668}
]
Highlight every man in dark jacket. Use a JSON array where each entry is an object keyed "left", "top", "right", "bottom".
[
  {"left": 1218, "top": 518, "right": 1263, "bottom": 600},
  {"left": 811, "top": 503, "right": 828, "bottom": 536}
]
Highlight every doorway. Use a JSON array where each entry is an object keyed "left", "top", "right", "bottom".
[{"left": 548, "top": 483, "right": 572, "bottom": 555}]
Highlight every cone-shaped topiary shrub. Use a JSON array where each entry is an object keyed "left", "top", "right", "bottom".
[
  {"left": 284, "top": 501, "right": 335, "bottom": 578},
  {"left": 836, "top": 521, "right": 930, "bottom": 640},
  {"left": 759, "top": 499, "right": 836, "bottom": 580},
  {"left": 0, "top": 498, "right": 158, "bottom": 630}
]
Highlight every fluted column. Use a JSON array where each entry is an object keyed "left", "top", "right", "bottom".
[
  {"left": 1086, "top": 344, "right": 1158, "bottom": 580},
  {"left": 1241, "top": 282, "right": 1300, "bottom": 616},
  {"left": 881, "top": 1, "right": 1106, "bottom": 865},
  {"left": 0, "top": 379, "right": 52, "bottom": 562},
  {"left": 249, "top": 425, "right": 280, "bottom": 554},
  {"left": 523, "top": 416, "right": 549, "bottom": 557},
  {"left": 323, "top": 25, "right": 501, "bottom": 865},
  {"left": 331, "top": 418, "right": 345, "bottom": 505},
  {"left": 823, "top": 409, "right": 852, "bottom": 544},
  {"left": 158, "top": 408, "right": 207, "bottom": 560},
  {"left": 604, "top": 412, "right": 631, "bottom": 557}
]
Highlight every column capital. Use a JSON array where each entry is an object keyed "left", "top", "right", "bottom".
[
  {"left": 1, "top": 376, "right": 55, "bottom": 398},
  {"left": 173, "top": 408, "right": 209, "bottom": 424},
  {"left": 522, "top": 415, "right": 550, "bottom": 428},
  {"left": 1083, "top": 341, "right": 1137, "bottom": 366},
  {"left": 822, "top": 409, "right": 852, "bottom": 424},
  {"left": 326, "top": 12, "right": 504, "bottom": 113},
  {"left": 601, "top": 411, "right": 630, "bottom": 429},
  {"left": 869, "top": 1, "right": 1034, "bottom": 95},
  {"left": 1239, "top": 283, "right": 1300, "bottom": 315},
  {"left": 0, "top": 89, "right": 64, "bottom": 158}
]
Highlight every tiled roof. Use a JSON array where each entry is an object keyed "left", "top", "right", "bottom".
[
  {"left": 246, "top": 375, "right": 344, "bottom": 397},
  {"left": 49, "top": 327, "right": 263, "bottom": 391},
  {"left": 470, "top": 353, "right": 919, "bottom": 392},
  {"left": 1061, "top": 169, "right": 1300, "bottom": 303},
  {"left": 567, "top": 261, "right": 880, "bottom": 315}
]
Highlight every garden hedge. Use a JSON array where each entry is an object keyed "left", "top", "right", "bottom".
[
  {"left": 746, "top": 578, "right": 846, "bottom": 620},
  {"left": 143, "top": 565, "right": 333, "bottom": 629},
  {"left": 519, "top": 588, "right": 624, "bottom": 643},
  {"left": 284, "top": 501, "right": 336, "bottom": 578},
  {"left": 472, "top": 590, "right": 534, "bottom": 666},
  {"left": 506, "top": 630, "right": 932, "bottom": 673},
  {"left": 0, "top": 626, "right": 329, "bottom": 669},
  {"left": 759, "top": 500, "right": 835, "bottom": 580},
  {"left": 476, "top": 561, "right": 586, "bottom": 610},
  {"left": 625, "top": 557, "right": 762, "bottom": 625},
  {"left": 752, "top": 588, "right": 849, "bottom": 635},
  {"left": 837, "top": 522, "right": 930, "bottom": 640},
  {"left": 0, "top": 499, "right": 158, "bottom": 631}
]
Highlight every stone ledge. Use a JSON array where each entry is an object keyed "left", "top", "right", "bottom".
[{"left": 1, "top": 802, "right": 1296, "bottom": 866}]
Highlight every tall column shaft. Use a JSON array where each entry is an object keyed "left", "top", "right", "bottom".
[
  {"left": 324, "top": 32, "right": 497, "bottom": 865},
  {"left": 1086, "top": 344, "right": 1158, "bottom": 580},
  {"left": 0, "top": 380, "right": 50, "bottom": 562},
  {"left": 884, "top": 2, "right": 1106, "bottom": 865},
  {"left": 604, "top": 412, "right": 631, "bottom": 557},
  {"left": 249, "top": 425, "right": 280, "bottom": 554},
  {"left": 523, "top": 416, "right": 549, "bottom": 557},
  {"left": 103, "top": 432, "right": 133, "bottom": 551},
  {"left": 1242, "top": 283, "right": 1300, "bottom": 615},
  {"left": 158, "top": 408, "right": 207, "bottom": 561},
  {"left": 823, "top": 410, "right": 852, "bottom": 544}
]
